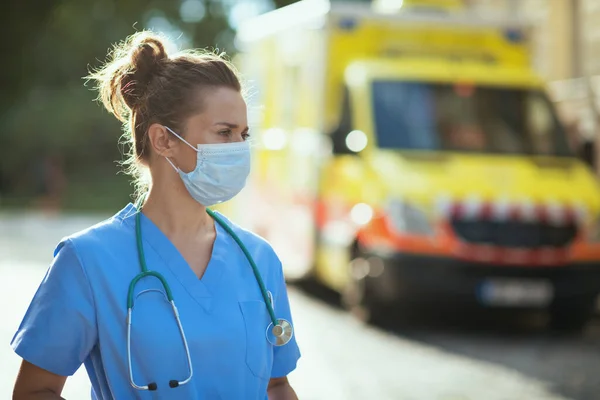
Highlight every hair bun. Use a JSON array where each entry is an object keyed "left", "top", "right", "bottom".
[{"left": 121, "top": 33, "right": 169, "bottom": 110}]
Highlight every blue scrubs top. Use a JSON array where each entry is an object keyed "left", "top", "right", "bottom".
[{"left": 11, "top": 204, "right": 301, "bottom": 399}]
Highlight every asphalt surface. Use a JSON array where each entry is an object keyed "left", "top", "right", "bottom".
[
  {"left": 2, "top": 211, "right": 600, "bottom": 399},
  {"left": 300, "top": 279, "right": 600, "bottom": 400}
]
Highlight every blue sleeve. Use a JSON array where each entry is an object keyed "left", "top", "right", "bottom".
[
  {"left": 270, "top": 258, "right": 301, "bottom": 378},
  {"left": 11, "top": 239, "right": 97, "bottom": 376}
]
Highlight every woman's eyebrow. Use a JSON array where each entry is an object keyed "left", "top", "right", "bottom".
[{"left": 214, "top": 122, "right": 237, "bottom": 128}]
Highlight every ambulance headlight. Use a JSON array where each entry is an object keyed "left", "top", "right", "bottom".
[{"left": 386, "top": 200, "right": 434, "bottom": 236}]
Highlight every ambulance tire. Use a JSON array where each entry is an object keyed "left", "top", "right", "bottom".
[
  {"left": 342, "top": 244, "right": 389, "bottom": 326},
  {"left": 342, "top": 270, "right": 388, "bottom": 326},
  {"left": 548, "top": 296, "right": 596, "bottom": 333}
]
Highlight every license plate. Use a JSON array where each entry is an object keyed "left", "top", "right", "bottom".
[{"left": 477, "top": 279, "right": 554, "bottom": 307}]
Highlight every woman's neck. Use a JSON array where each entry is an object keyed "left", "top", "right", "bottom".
[{"left": 140, "top": 182, "right": 213, "bottom": 238}]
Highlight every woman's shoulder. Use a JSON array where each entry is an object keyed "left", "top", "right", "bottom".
[{"left": 55, "top": 203, "right": 136, "bottom": 257}]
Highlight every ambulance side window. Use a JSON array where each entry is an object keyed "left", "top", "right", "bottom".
[{"left": 331, "top": 88, "right": 354, "bottom": 155}]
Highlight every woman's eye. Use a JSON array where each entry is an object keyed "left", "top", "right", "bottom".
[{"left": 219, "top": 129, "right": 250, "bottom": 141}]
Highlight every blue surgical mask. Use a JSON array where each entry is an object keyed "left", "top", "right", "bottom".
[{"left": 164, "top": 126, "right": 251, "bottom": 206}]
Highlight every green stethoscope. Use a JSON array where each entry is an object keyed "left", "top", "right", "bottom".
[{"left": 126, "top": 200, "right": 293, "bottom": 392}]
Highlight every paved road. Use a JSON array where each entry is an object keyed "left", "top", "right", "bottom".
[
  {"left": 398, "top": 311, "right": 600, "bottom": 400},
  {"left": 2, "top": 212, "right": 598, "bottom": 399},
  {"left": 303, "top": 282, "right": 600, "bottom": 400}
]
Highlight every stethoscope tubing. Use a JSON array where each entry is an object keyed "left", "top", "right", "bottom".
[{"left": 126, "top": 201, "right": 293, "bottom": 391}]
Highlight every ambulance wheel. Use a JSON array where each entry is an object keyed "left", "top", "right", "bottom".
[
  {"left": 549, "top": 296, "right": 596, "bottom": 333},
  {"left": 342, "top": 248, "right": 388, "bottom": 325}
]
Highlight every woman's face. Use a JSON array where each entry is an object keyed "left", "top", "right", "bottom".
[{"left": 151, "top": 86, "right": 249, "bottom": 174}]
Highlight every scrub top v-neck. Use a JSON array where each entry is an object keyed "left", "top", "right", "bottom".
[{"left": 11, "top": 203, "right": 301, "bottom": 400}]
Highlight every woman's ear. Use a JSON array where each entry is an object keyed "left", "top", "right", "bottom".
[{"left": 148, "top": 123, "right": 177, "bottom": 157}]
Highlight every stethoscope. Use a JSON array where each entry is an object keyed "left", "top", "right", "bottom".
[{"left": 127, "top": 202, "right": 294, "bottom": 391}]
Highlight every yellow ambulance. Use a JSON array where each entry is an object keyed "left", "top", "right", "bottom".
[{"left": 228, "top": 0, "right": 600, "bottom": 330}]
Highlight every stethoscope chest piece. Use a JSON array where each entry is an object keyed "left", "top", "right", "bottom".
[{"left": 266, "top": 319, "right": 293, "bottom": 346}]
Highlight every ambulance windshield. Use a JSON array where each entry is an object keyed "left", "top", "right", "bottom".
[{"left": 372, "top": 81, "right": 572, "bottom": 157}]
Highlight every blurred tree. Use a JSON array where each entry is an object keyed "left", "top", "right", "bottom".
[{"left": 0, "top": 3, "right": 50, "bottom": 99}]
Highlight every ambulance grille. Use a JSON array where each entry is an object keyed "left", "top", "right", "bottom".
[{"left": 450, "top": 220, "right": 578, "bottom": 249}]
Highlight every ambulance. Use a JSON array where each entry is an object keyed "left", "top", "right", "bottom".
[{"left": 226, "top": 0, "right": 600, "bottom": 330}]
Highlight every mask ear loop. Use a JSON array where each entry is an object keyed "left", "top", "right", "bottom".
[
  {"left": 164, "top": 126, "right": 198, "bottom": 151},
  {"left": 164, "top": 126, "right": 198, "bottom": 172},
  {"left": 165, "top": 157, "right": 180, "bottom": 173}
]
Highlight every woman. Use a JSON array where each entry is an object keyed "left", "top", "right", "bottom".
[{"left": 11, "top": 32, "right": 301, "bottom": 399}]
